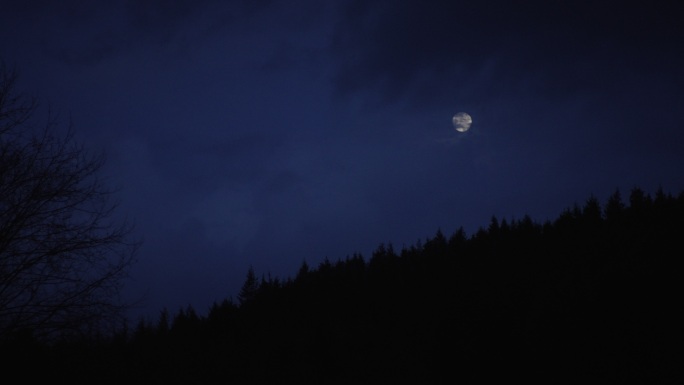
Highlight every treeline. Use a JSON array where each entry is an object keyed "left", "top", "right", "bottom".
[{"left": 4, "top": 187, "right": 683, "bottom": 383}]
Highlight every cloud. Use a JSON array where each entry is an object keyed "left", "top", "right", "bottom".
[
  {"left": 191, "top": 184, "right": 260, "bottom": 250},
  {"left": 3, "top": 0, "right": 278, "bottom": 66},
  {"left": 330, "top": 1, "right": 684, "bottom": 109}
]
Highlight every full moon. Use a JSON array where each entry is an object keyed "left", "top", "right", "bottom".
[{"left": 452, "top": 112, "right": 472, "bottom": 132}]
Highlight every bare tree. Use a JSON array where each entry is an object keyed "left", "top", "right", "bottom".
[{"left": 0, "top": 63, "right": 138, "bottom": 341}]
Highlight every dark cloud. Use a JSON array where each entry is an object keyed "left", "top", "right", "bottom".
[
  {"left": 2, "top": 0, "right": 280, "bottom": 66},
  {"left": 331, "top": 1, "right": 684, "bottom": 109}
]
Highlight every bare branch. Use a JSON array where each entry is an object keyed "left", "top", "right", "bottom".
[{"left": 0, "top": 61, "right": 139, "bottom": 341}]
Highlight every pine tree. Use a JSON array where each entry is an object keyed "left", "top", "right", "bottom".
[{"left": 238, "top": 266, "right": 259, "bottom": 306}]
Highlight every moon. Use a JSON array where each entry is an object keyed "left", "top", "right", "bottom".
[{"left": 452, "top": 112, "right": 472, "bottom": 133}]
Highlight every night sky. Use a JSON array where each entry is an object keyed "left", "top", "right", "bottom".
[{"left": 2, "top": 1, "right": 683, "bottom": 321}]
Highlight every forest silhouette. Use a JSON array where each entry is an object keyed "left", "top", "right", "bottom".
[{"left": 2, "top": 187, "right": 682, "bottom": 383}]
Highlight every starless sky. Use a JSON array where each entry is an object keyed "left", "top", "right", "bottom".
[{"left": 2, "top": 1, "right": 683, "bottom": 321}]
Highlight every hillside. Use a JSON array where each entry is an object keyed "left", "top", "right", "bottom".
[{"left": 4, "top": 187, "right": 683, "bottom": 383}]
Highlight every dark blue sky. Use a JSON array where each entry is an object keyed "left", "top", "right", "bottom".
[{"left": 2, "top": 0, "right": 683, "bottom": 321}]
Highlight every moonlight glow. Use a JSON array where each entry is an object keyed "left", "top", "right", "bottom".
[{"left": 452, "top": 112, "right": 472, "bottom": 132}]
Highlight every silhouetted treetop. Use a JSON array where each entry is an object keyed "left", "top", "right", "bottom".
[{"left": 7, "top": 186, "right": 683, "bottom": 383}]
